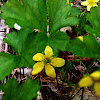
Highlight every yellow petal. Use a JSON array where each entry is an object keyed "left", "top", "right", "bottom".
[
  {"left": 32, "top": 62, "right": 44, "bottom": 75},
  {"left": 79, "top": 76, "right": 93, "bottom": 87},
  {"left": 44, "top": 46, "right": 53, "bottom": 58},
  {"left": 70, "top": 3, "right": 73, "bottom": 6},
  {"left": 50, "top": 58, "right": 65, "bottom": 67},
  {"left": 94, "top": 82, "right": 100, "bottom": 96},
  {"left": 87, "top": 5, "right": 92, "bottom": 11},
  {"left": 95, "top": 0, "right": 99, "bottom": 2},
  {"left": 81, "top": 1, "right": 88, "bottom": 6},
  {"left": 32, "top": 53, "right": 44, "bottom": 61},
  {"left": 93, "top": 4, "right": 98, "bottom": 7},
  {"left": 66, "top": 0, "right": 69, "bottom": 4},
  {"left": 90, "top": 71, "right": 100, "bottom": 81},
  {"left": 77, "top": 36, "right": 83, "bottom": 41},
  {"left": 45, "top": 64, "right": 56, "bottom": 78}
]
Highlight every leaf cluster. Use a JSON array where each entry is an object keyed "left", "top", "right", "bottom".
[
  {"left": 0, "top": 77, "right": 41, "bottom": 100},
  {"left": 0, "top": 0, "right": 100, "bottom": 99},
  {"left": 0, "top": 0, "right": 79, "bottom": 80}
]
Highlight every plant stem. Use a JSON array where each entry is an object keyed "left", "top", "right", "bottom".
[
  {"left": 80, "top": 61, "right": 89, "bottom": 75},
  {"left": 81, "top": 88, "right": 84, "bottom": 100}
]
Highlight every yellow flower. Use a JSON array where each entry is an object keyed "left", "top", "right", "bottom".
[
  {"left": 81, "top": 0, "right": 99, "bottom": 11},
  {"left": 79, "top": 71, "right": 100, "bottom": 96},
  {"left": 32, "top": 46, "right": 65, "bottom": 78},
  {"left": 66, "top": 0, "right": 73, "bottom": 6}
]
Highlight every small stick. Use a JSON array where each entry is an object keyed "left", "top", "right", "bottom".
[{"left": 4, "top": 27, "right": 9, "bottom": 52}]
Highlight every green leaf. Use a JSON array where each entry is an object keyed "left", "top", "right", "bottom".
[
  {"left": 85, "top": 6, "right": 100, "bottom": 37},
  {"left": 0, "top": 77, "right": 41, "bottom": 100},
  {"left": 0, "top": 52, "right": 32, "bottom": 80},
  {"left": 0, "top": 52, "right": 16, "bottom": 80},
  {"left": 0, "top": 52, "right": 33, "bottom": 81},
  {"left": 67, "top": 35, "right": 100, "bottom": 58},
  {"left": 15, "top": 55, "right": 33, "bottom": 68},
  {"left": 30, "top": 31, "right": 70, "bottom": 56},
  {"left": 20, "top": 32, "right": 37, "bottom": 68},
  {"left": 1, "top": 0, "right": 47, "bottom": 32},
  {"left": 76, "top": 14, "right": 87, "bottom": 35},
  {"left": 47, "top": 0, "right": 79, "bottom": 34},
  {"left": 3, "top": 29, "right": 37, "bottom": 68},
  {"left": 70, "top": 7, "right": 80, "bottom": 16},
  {"left": 32, "top": 33, "right": 48, "bottom": 53},
  {"left": 48, "top": 31, "right": 70, "bottom": 55},
  {"left": 3, "top": 28, "right": 32, "bottom": 55}
]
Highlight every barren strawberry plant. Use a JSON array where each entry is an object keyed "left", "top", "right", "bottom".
[{"left": 0, "top": 0, "right": 100, "bottom": 100}]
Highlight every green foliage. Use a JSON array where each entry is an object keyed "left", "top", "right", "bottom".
[
  {"left": 4, "top": 30, "right": 70, "bottom": 66},
  {"left": 3, "top": 29, "right": 36, "bottom": 68},
  {"left": 0, "top": 52, "right": 32, "bottom": 80},
  {"left": 22, "top": 31, "right": 70, "bottom": 57},
  {"left": 0, "top": 29, "right": 37, "bottom": 80},
  {"left": 48, "top": 31, "right": 70, "bottom": 55},
  {"left": 1, "top": 0, "right": 47, "bottom": 32},
  {"left": 0, "top": 0, "right": 79, "bottom": 80},
  {"left": 61, "top": 61, "right": 73, "bottom": 78},
  {"left": 71, "top": 13, "right": 88, "bottom": 36},
  {"left": 67, "top": 35, "right": 100, "bottom": 58},
  {"left": 66, "top": 6, "right": 100, "bottom": 58},
  {"left": 0, "top": 0, "right": 100, "bottom": 98},
  {"left": 47, "top": 0, "right": 79, "bottom": 34},
  {"left": 3, "top": 28, "right": 32, "bottom": 55},
  {"left": 85, "top": 5, "right": 100, "bottom": 37},
  {"left": 0, "top": 77, "right": 41, "bottom": 100},
  {"left": 76, "top": 14, "right": 87, "bottom": 35},
  {"left": 69, "top": 7, "right": 80, "bottom": 16},
  {"left": 33, "top": 31, "right": 70, "bottom": 56},
  {"left": 1, "top": 0, "right": 100, "bottom": 99},
  {"left": 20, "top": 31, "right": 70, "bottom": 59},
  {"left": 0, "top": 52, "right": 16, "bottom": 80}
]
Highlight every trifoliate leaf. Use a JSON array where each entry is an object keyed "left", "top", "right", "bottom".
[
  {"left": 1, "top": 0, "right": 47, "bottom": 32},
  {"left": 22, "top": 31, "right": 70, "bottom": 58},
  {"left": 30, "top": 31, "right": 70, "bottom": 56},
  {"left": 0, "top": 52, "right": 16, "bottom": 80},
  {"left": 85, "top": 6, "right": 100, "bottom": 37},
  {"left": 47, "top": 0, "right": 79, "bottom": 34},
  {"left": 0, "top": 77, "right": 41, "bottom": 100},
  {"left": 67, "top": 35, "right": 100, "bottom": 58}
]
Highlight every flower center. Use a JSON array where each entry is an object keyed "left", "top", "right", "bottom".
[{"left": 45, "top": 58, "right": 51, "bottom": 64}]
